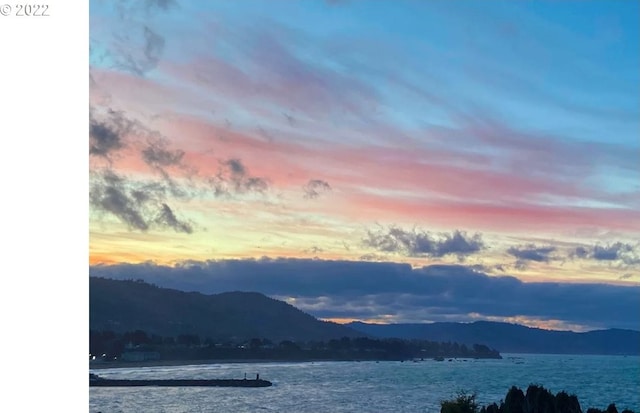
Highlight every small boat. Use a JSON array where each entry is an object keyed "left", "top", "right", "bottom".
[{"left": 89, "top": 373, "right": 272, "bottom": 387}]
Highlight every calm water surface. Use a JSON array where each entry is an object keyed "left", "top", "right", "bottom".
[{"left": 90, "top": 354, "right": 640, "bottom": 413}]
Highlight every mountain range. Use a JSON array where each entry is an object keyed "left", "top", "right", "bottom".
[
  {"left": 347, "top": 321, "right": 640, "bottom": 355},
  {"left": 90, "top": 277, "right": 639, "bottom": 354},
  {"left": 90, "top": 277, "right": 360, "bottom": 342}
]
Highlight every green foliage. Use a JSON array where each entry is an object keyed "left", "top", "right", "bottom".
[
  {"left": 503, "top": 386, "right": 525, "bottom": 413},
  {"left": 441, "top": 392, "right": 479, "bottom": 413},
  {"left": 459, "top": 386, "right": 636, "bottom": 413},
  {"left": 439, "top": 386, "right": 635, "bottom": 413},
  {"left": 606, "top": 404, "right": 619, "bottom": 413}
]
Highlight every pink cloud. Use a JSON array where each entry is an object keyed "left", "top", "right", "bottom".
[
  {"left": 341, "top": 191, "right": 640, "bottom": 233},
  {"left": 89, "top": 62, "right": 636, "bottom": 238},
  {"left": 88, "top": 86, "right": 616, "bottom": 213}
]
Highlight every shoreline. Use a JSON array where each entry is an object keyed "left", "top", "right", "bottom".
[
  {"left": 90, "top": 359, "right": 290, "bottom": 370},
  {"left": 89, "top": 356, "right": 494, "bottom": 370},
  {"left": 90, "top": 358, "right": 369, "bottom": 370}
]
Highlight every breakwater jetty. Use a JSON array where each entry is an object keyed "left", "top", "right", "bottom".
[{"left": 90, "top": 373, "right": 272, "bottom": 387}]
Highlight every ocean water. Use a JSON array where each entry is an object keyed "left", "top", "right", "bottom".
[{"left": 90, "top": 354, "right": 640, "bottom": 413}]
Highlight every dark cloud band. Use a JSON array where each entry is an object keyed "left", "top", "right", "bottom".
[{"left": 89, "top": 259, "right": 640, "bottom": 330}]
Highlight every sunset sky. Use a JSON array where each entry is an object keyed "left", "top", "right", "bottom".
[{"left": 89, "top": 0, "right": 639, "bottom": 331}]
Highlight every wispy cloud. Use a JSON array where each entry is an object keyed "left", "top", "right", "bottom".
[
  {"left": 139, "top": 138, "right": 195, "bottom": 198},
  {"left": 507, "top": 244, "right": 557, "bottom": 270},
  {"left": 156, "top": 203, "right": 193, "bottom": 234},
  {"left": 593, "top": 243, "right": 634, "bottom": 261},
  {"left": 90, "top": 0, "right": 182, "bottom": 79},
  {"left": 572, "top": 242, "right": 639, "bottom": 266},
  {"left": 363, "top": 226, "right": 484, "bottom": 259},
  {"left": 144, "top": 0, "right": 178, "bottom": 13},
  {"left": 89, "top": 107, "right": 135, "bottom": 159},
  {"left": 303, "top": 179, "right": 332, "bottom": 199},
  {"left": 90, "top": 169, "right": 150, "bottom": 231},
  {"left": 304, "top": 246, "right": 324, "bottom": 255},
  {"left": 90, "top": 169, "right": 192, "bottom": 233},
  {"left": 507, "top": 244, "right": 556, "bottom": 262},
  {"left": 141, "top": 140, "right": 185, "bottom": 169},
  {"left": 209, "top": 158, "right": 269, "bottom": 197}
]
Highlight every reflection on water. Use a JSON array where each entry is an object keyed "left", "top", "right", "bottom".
[{"left": 90, "top": 354, "right": 640, "bottom": 413}]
